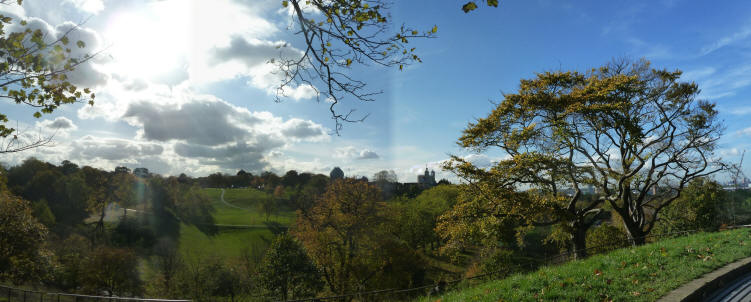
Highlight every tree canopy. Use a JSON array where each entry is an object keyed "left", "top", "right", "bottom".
[
  {"left": 445, "top": 59, "right": 723, "bottom": 255},
  {"left": 0, "top": 0, "right": 96, "bottom": 152}
]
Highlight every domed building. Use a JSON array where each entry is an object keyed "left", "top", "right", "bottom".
[{"left": 330, "top": 166, "right": 344, "bottom": 180}]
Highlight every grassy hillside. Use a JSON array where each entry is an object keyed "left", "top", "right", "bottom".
[
  {"left": 419, "top": 228, "right": 751, "bottom": 302},
  {"left": 205, "top": 188, "right": 296, "bottom": 225},
  {"left": 178, "top": 188, "right": 296, "bottom": 260}
]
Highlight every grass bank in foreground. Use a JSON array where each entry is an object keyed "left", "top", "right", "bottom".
[{"left": 419, "top": 228, "right": 751, "bottom": 302}]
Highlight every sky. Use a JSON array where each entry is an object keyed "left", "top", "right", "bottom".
[{"left": 0, "top": 0, "right": 750, "bottom": 183}]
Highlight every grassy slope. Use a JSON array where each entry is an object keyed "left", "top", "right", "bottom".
[
  {"left": 205, "top": 188, "right": 295, "bottom": 225},
  {"left": 177, "top": 188, "right": 296, "bottom": 259},
  {"left": 420, "top": 228, "right": 751, "bottom": 302}
]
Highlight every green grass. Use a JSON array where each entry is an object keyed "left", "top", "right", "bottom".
[
  {"left": 419, "top": 228, "right": 751, "bottom": 302},
  {"left": 179, "top": 224, "right": 274, "bottom": 259},
  {"left": 174, "top": 188, "right": 297, "bottom": 261},
  {"left": 205, "top": 188, "right": 296, "bottom": 225}
]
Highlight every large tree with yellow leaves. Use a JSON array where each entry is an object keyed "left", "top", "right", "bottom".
[{"left": 443, "top": 59, "right": 723, "bottom": 258}]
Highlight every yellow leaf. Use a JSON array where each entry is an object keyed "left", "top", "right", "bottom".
[
  {"left": 432, "top": 25, "right": 438, "bottom": 33},
  {"left": 282, "top": 0, "right": 288, "bottom": 7},
  {"left": 346, "top": 59, "right": 352, "bottom": 66}
]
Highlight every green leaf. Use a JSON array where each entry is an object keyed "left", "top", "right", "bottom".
[
  {"left": 462, "top": 2, "right": 478, "bottom": 13},
  {"left": 487, "top": 0, "right": 499, "bottom": 7},
  {"left": 76, "top": 40, "right": 85, "bottom": 48},
  {"left": 282, "top": 0, "right": 288, "bottom": 8}
]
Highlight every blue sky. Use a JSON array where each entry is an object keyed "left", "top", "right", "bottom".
[{"left": 0, "top": 0, "right": 749, "bottom": 182}]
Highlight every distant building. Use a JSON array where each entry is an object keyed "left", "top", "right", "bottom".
[
  {"left": 417, "top": 167, "right": 436, "bottom": 188},
  {"left": 722, "top": 177, "right": 751, "bottom": 191},
  {"left": 330, "top": 167, "right": 344, "bottom": 180}
]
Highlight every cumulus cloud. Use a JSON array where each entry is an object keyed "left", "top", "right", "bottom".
[
  {"left": 63, "top": 0, "right": 104, "bottom": 14},
  {"left": 38, "top": 117, "right": 77, "bottom": 131},
  {"left": 124, "top": 96, "right": 262, "bottom": 145},
  {"left": 212, "top": 36, "right": 301, "bottom": 67},
  {"left": 70, "top": 136, "right": 164, "bottom": 161},
  {"left": 719, "top": 148, "right": 742, "bottom": 157},
  {"left": 4, "top": 15, "right": 107, "bottom": 88},
  {"left": 334, "top": 146, "right": 380, "bottom": 160},
  {"left": 101, "top": 90, "right": 328, "bottom": 171},
  {"left": 122, "top": 93, "right": 328, "bottom": 145},
  {"left": 359, "top": 150, "right": 379, "bottom": 159},
  {"left": 281, "top": 119, "right": 327, "bottom": 140},
  {"left": 174, "top": 140, "right": 281, "bottom": 171},
  {"left": 210, "top": 36, "right": 317, "bottom": 100}
]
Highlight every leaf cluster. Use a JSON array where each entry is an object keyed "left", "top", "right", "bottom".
[{"left": 0, "top": 3, "right": 96, "bottom": 152}]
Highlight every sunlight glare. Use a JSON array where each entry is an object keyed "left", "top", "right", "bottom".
[{"left": 103, "top": 0, "right": 191, "bottom": 82}]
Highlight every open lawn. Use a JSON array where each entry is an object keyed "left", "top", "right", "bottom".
[
  {"left": 176, "top": 188, "right": 297, "bottom": 261},
  {"left": 205, "top": 188, "right": 296, "bottom": 225},
  {"left": 178, "top": 224, "right": 275, "bottom": 259},
  {"left": 419, "top": 228, "right": 751, "bottom": 302}
]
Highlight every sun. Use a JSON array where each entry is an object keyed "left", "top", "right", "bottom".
[{"left": 103, "top": 0, "right": 191, "bottom": 82}]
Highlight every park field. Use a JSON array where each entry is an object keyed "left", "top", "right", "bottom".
[{"left": 177, "top": 188, "right": 296, "bottom": 260}]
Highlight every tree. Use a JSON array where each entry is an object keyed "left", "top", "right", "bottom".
[
  {"left": 0, "top": 0, "right": 96, "bottom": 153},
  {"left": 149, "top": 238, "right": 183, "bottom": 297},
  {"left": 277, "top": 0, "right": 435, "bottom": 132},
  {"left": 293, "top": 179, "right": 424, "bottom": 296},
  {"left": 394, "top": 185, "right": 458, "bottom": 250},
  {"left": 260, "top": 191, "right": 279, "bottom": 221},
  {"left": 372, "top": 170, "right": 397, "bottom": 183},
  {"left": 0, "top": 192, "right": 51, "bottom": 285},
  {"left": 258, "top": 234, "right": 323, "bottom": 301},
  {"left": 448, "top": 59, "right": 723, "bottom": 249},
  {"left": 654, "top": 178, "right": 725, "bottom": 234},
  {"left": 80, "top": 246, "right": 142, "bottom": 296},
  {"left": 86, "top": 171, "right": 137, "bottom": 241},
  {"left": 278, "top": 1, "right": 501, "bottom": 132}
]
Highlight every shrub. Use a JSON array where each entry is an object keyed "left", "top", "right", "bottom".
[{"left": 586, "top": 224, "right": 629, "bottom": 254}]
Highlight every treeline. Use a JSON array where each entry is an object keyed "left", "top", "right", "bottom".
[
  {"left": 3, "top": 157, "right": 750, "bottom": 301},
  {"left": 196, "top": 170, "right": 328, "bottom": 191},
  {"left": 0, "top": 158, "right": 216, "bottom": 295}
]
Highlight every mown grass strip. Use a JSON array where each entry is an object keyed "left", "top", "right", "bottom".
[{"left": 419, "top": 228, "right": 751, "bottom": 302}]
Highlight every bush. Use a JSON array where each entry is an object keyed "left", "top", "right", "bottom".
[
  {"left": 654, "top": 178, "right": 724, "bottom": 234},
  {"left": 586, "top": 224, "right": 629, "bottom": 254},
  {"left": 480, "top": 249, "right": 515, "bottom": 277}
]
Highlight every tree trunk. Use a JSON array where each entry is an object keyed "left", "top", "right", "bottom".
[
  {"left": 571, "top": 226, "right": 587, "bottom": 260},
  {"left": 623, "top": 220, "right": 647, "bottom": 246}
]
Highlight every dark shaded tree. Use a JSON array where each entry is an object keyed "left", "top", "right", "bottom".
[
  {"left": 258, "top": 234, "right": 322, "bottom": 301},
  {"left": 0, "top": 192, "right": 51, "bottom": 285}
]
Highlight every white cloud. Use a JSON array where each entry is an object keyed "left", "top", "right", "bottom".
[
  {"left": 700, "top": 27, "right": 751, "bottom": 56},
  {"left": 37, "top": 117, "right": 77, "bottom": 131},
  {"left": 70, "top": 136, "right": 164, "bottom": 161},
  {"left": 719, "top": 148, "right": 742, "bottom": 157},
  {"left": 63, "top": 0, "right": 104, "bottom": 14},
  {"left": 4, "top": 13, "right": 108, "bottom": 89},
  {"left": 210, "top": 36, "right": 317, "bottom": 100},
  {"left": 727, "top": 107, "right": 751, "bottom": 115},
  {"left": 740, "top": 127, "right": 751, "bottom": 136},
  {"left": 334, "top": 146, "right": 380, "bottom": 160}
]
